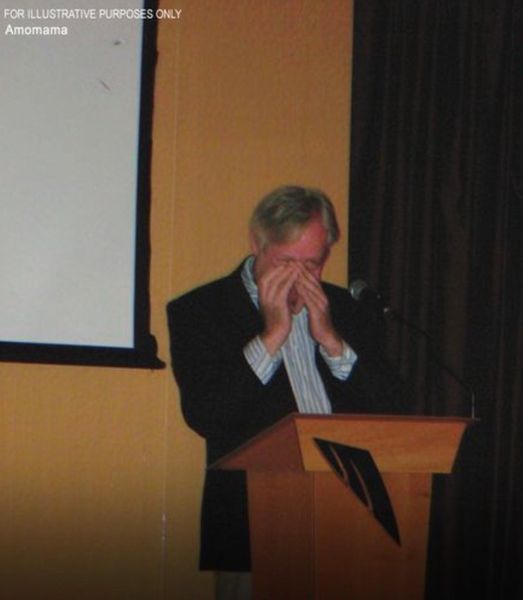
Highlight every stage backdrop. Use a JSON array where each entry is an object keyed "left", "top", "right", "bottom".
[{"left": 349, "top": 2, "right": 523, "bottom": 598}]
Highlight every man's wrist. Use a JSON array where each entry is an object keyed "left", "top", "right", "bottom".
[
  {"left": 320, "top": 340, "right": 358, "bottom": 381},
  {"left": 319, "top": 333, "right": 344, "bottom": 357},
  {"left": 260, "top": 328, "right": 287, "bottom": 356}
]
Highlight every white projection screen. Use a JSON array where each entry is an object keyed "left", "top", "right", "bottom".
[{"left": 0, "top": 0, "right": 163, "bottom": 368}]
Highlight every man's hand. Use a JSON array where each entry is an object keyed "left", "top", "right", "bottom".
[
  {"left": 295, "top": 265, "right": 344, "bottom": 357},
  {"left": 258, "top": 264, "right": 299, "bottom": 355}
]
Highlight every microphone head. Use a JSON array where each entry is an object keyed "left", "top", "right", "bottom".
[
  {"left": 348, "top": 279, "right": 371, "bottom": 302},
  {"left": 349, "top": 279, "right": 389, "bottom": 312}
]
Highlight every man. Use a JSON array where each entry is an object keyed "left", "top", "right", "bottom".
[{"left": 167, "top": 185, "right": 407, "bottom": 599}]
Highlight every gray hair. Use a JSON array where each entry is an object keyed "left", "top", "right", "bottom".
[{"left": 249, "top": 185, "right": 340, "bottom": 249}]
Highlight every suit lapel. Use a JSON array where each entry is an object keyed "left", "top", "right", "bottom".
[{"left": 222, "top": 261, "right": 264, "bottom": 339}]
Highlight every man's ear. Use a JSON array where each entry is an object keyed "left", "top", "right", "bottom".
[{"left": 249, "top": 231, "right": 261, "bottom": 256}]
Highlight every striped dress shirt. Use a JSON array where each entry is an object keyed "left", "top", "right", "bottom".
[{"left": 241, "top": 256, "right": 358, "bottom": 414}]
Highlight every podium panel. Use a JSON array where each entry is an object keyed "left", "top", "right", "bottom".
[{"left": 215, "top": 414, "right": 472, "bottom": 600}]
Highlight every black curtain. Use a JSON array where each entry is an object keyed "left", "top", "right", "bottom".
[{"left": 349, "top": 1, "right": 523, "bottom": 598}]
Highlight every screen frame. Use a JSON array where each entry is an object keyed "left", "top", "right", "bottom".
[{"left": 0, "top": 1, "right": 164, "bottom": 370}]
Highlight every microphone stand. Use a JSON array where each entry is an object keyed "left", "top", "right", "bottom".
[{"left": 384, "top": 306, "right": 477, "bottom": 419}]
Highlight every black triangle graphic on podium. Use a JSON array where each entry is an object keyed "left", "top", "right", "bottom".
[{"left": 314, "top": 438, "right": 401, "bottom": 545}]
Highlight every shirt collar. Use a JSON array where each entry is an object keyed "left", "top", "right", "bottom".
[{"left": 241, "top": 255, "right": 259, "bottom": 308}]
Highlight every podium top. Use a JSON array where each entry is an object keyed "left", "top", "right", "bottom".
[{"left": 213, "top": 413, "right": 475, "bottom": 475}]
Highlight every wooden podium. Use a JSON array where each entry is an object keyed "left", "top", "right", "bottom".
[{"left": 214, "top": 413, "right": 472, "bottom": 600}]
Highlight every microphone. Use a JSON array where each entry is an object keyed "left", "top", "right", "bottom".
[
  {"left": 349, "top": 279, "right": 391, "bottom": 313},
  {"left": 349, "top": 279, "right": 476, "bottom": 419}
]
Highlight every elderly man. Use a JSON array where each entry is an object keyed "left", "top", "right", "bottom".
[{"left": 167, "top": 185, "right": 406, "bottom": 599}]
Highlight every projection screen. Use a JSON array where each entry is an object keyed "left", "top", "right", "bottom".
[{"left": 0, "top": 0, "right": 164, "bottom": 368}]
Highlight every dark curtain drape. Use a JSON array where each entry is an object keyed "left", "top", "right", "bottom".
[{"left": 349, "top": 1, "right": 523, "bottom": 598}]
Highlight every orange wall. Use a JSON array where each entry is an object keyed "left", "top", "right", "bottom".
[{"left": 0, "top": 2, "right": 353, "bottom": 598}]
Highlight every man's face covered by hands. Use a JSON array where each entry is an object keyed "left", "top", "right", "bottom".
[{"left": 251, "top": 218, "right": 330, "bottom": 314}]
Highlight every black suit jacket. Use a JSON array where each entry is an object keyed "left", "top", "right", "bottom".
[{"left": 167, "top": 261, "right": 407, "bottom": 571}]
